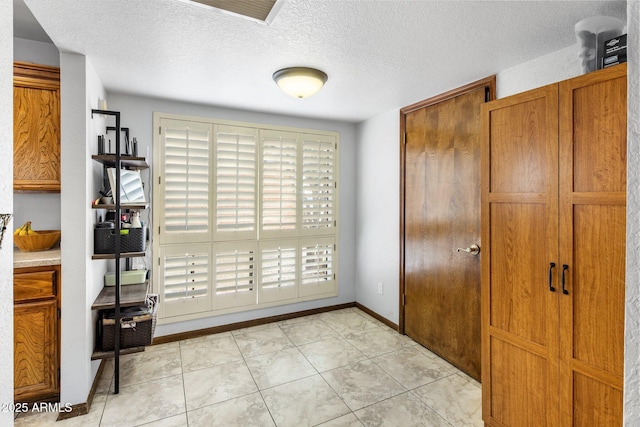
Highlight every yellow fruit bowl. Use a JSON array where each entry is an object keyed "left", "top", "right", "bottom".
[{"left": 14, "top": 230, "right": 61, "bottom": 252}]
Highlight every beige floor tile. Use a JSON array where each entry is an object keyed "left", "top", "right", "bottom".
[
  {"left": 230, "top": 322, "right": 280, "bottom": 336},
  {"left": 187, "top": 392, "right": 275, "bottom": 427},
  {"left": 412, "top": 373, "right": 483, "bottom": 427},
  {"left": 298, "top": 336, "right": 367, "bottom": 372},
  {"left": 262, "top": 375, "right": 350, "bottom": 427},
  {"left": 144, "top": 341, "right": 180, "bottom": 353},
  {"left": 277, "top": 313, "right": 321, "bottom": 326},
  {"left": 343, "top": 327, "right": 407, "bottom": 357},
  {"left": 245, "top": 347, "right": 317, "bottom": 390},
  {"left": 354, "top": 392, "right": 451, "bottom": 427},
  {"left": 279, "top": 318, "right": 338, "bottom": 345},
  {"left": 117, "top": 345, "right": 182, "bottom": 387},
  {"left": 183, "top": 359, "right": 257, "bottom": 411},
  {"left": 137, "top": 412, "right": 188, "bottom": 426},
  {"left": 234, "top": 326, "right": 294, "bottom": 358},
  {"left": 180, "top": 334, "right": 242, "bottom": 372},
  {"left": 321, "top": 359, "right": 406, "bottom": 411},
  {"left": 14, "top": 408, "right": 65, "bottom": 427},
  {"left": 316, "top": 412, "right": 364, "bottom": 427},
  {"left": 318, "top": 310, "right": 380, "bottom": 335},
  {"left": 101, "top": 374, "right": 185, "bottom": 427},
  {"left": 95, "top": 358, "right": 115, "bottom": 394},
  {"left": 372, "top": 346, "right": 458, "bottom": 390}
]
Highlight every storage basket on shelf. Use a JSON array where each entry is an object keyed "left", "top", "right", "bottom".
[
  {"left": 94, "top": 224, "right": 146, "bottom": 254},
  {"left": 100, "top": 294, "right": 157, "bottom": 351}
]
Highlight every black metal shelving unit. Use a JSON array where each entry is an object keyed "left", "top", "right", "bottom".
[{"left": 90, "top": 109, "right": 149, "bottom": 394}]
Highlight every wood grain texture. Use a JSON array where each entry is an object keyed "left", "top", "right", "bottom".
[
  {"left": 481, "top": 84, "right": 559, "bottom": 426},
  {"left": 558, "top": 64, "right": 626, "bottom": 427},
  {"left": 13, "top": 62, "right": 61, "bottom": 192},
  {"left": 402, "top": 77, "right": 494, "bottom": 381},
  {"left": 14, "top": 300, "right": 57, "bottom": 400},
  {"left": 13, "top": 270, "right": 56, "bottom": 302}
]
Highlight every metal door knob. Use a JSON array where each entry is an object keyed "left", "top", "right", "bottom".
[{"left": 456, "top": 244, "right": 480, "bottom": 256}]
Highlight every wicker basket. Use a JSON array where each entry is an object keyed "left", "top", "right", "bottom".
[
  {"left": 94, "top": 225, "right": 146, "bottom": 254},
  {"left": 100, "top": 294, "right": 157, "bottom": 351},
  {"left": 14, "top": 230, "right": 61, "bottom": 252}
]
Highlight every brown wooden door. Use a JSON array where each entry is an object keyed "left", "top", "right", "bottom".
[
  {"left": 401, "top": 77, "right": 494, "bottom": 381},
  {"left": 558, "top": 64, "right": 626, "bottom": 426},
  {"left": 481, "top": 84, "right": 560, "bottom": 426}
]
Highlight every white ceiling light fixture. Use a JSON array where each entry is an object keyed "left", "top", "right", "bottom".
[{"left": 273, "top": 67, "right": 328, "bottom": 98}]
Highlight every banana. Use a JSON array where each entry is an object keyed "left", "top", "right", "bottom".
[
  {"left": 28, "top": 222, "right": 37, "bottom": 235},
  {"left": 14, "top": 224, "right": 25, "bottom": 236}
]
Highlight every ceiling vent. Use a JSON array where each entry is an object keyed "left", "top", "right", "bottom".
[{"left": 187, "top": 0, "right": 282, "bottom": 24}]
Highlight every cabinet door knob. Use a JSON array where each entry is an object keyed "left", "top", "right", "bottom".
[
  {"left": 561, "top": 264, "right": 569, "bottom": 295},
  {"left": 548, "top": 263, "right": 556, "bottom": 292}
]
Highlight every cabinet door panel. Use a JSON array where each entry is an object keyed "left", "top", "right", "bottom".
[
  {"left": 13, "top": 74, "right": 61, "bottom": 192},
  {"left": 14, "top": 300, "right": 57, "bottom": 401},
  {"left": 573, "top": 373, "right": 623, "bottom": 427}
]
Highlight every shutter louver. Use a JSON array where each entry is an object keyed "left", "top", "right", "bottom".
[
  {"left": 300, "top": 238, "right": 335, "bottom": 297},
  {"left": 260, "top": 242, "right": 298, "bottom": 302},
  {"left": 214, "top": 242, "right": 257, "bottom": 309},
  {"left": 161, "top": 119, "right": 211, "bottom": 243},
  {"left": 261, "top": 131, "right": 298, "bottom": 236},
  {"left": 161, "top": 245, "right": 211, "bottom": 317},
  {"left": 302, "top": 134, "right": 336, "bottom": 234},
  {"left": 216, "top": 126, "right": 257, "bottom": 239}
]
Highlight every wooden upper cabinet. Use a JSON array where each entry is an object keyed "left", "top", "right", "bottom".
[{"left": 14, "top": 61, "right": 61, "bottom": 192}]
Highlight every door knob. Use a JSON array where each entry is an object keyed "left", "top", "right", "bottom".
[{"left": 456, "top": 244, "right": 480, "bottom": 256}]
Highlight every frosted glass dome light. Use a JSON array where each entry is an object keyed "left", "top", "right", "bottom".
[{"left": 273, "top": 67, "right": 328, "bottom": 98}]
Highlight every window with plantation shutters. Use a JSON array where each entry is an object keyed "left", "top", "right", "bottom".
[
  {"left": 215, "top": 125, "right": 257, "bottom": 239},
  {"left": 301, "top": 134, "right": 336, "bottom": 235},
  {"left": 214, "top": 242, "right": 257, "bottom": 309},
  {"left": 300, "top": 238, "right": 335, "bottom": 297},
  {"left": 160, "top": 244, "right": 211, "bottom": 318},
  {"left": 259, "top": 242, "right": 298, "bottom": 303},
  {"left": 261, "top": 130, "right": 298, "bottom": 237},
  {"left": 154, "top": 113, "right": 339, "bottom": 322},
  {"left": 159, "top": 119, "right": 211, "bottom": 244}
]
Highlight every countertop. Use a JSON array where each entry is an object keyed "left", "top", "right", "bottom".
[{"left": 14, "top": 247, "right": 61, "bottom": 269}]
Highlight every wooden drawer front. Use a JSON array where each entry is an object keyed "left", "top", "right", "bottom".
[{"left": 14, "top": 271, "right": 56, "bottom": 302}]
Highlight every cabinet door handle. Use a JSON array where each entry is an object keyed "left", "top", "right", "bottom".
[
  {"left": 561, "top": 264, "right": 569, "bottom": 295},
  {"left": 548, "top": 262, "right": 556, "bottom": 292}
]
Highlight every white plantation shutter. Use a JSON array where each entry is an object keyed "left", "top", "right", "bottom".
[
  {"left": 260, "top": 130, "right": 299, "bottom": 238},
  {"left": 299, "top": 237, "right": 335, "bottom": 297},
  {"left": 160, "top": 244, "right": 212, "bottom": 317},
  {"left": 301, "top": 134, "right": 336, "bottom": 235},
  {"left": 259, "top": 241, "right": 298, "bottom": 303},
  {"left": 160, "top": 119, "right": 212, "bottom": 244},
  {"left": 214, "top": 242, "right": 258, "bottom": 309},
  {"left": 215, "top": 125, "right": 257, "bottom": 240},
  {"left": 154, "top": 113, "right": 339, "bottom": 321}
]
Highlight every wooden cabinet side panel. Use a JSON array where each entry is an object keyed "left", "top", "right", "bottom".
[{"left": 14, "top": 300, "right": 57, "bottom": 401}]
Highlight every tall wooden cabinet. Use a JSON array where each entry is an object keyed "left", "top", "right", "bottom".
[
  {"left": 481, "top": 64, "right": 626, "bottom": 426},
  {"left": 14, "top": 265, "right": 61, "bottom": 402},
  {"left": 13, "top": 61, "right": 61, "bottom": 192}
]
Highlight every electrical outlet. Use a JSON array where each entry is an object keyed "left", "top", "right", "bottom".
[{"left": 377, "top": 282, "right": 383, "bottom": 295}]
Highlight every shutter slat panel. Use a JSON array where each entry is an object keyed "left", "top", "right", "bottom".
[{"left": 301, "top": 135, "right": 336, "bottom": 233}]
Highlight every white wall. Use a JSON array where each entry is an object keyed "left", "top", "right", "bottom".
[
  {"left": 0, "top": 1, "right": 14, "bottom": 426},
  {"left": 107, "top": 92, "right": 357, "bottom": 337},
  {"left": 354, "top": 109, "right": 400, "bottom": 322},
  {"left": 13, "top": 37, "right": 59, "bottom": 66},
  {"left": 624, "top": 2, "right": 640, "bottom": 424},
  {"left": 59, "top": 53, "right": 107, "bottom": 405}
]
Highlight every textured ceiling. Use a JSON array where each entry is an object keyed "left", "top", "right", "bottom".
[{"left": 20, "top": 0, "right": 627, "bottom": 122}]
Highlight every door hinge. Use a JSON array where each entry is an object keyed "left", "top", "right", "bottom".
[
  {"left": 402, "top": 294, "right": 406, "bottom": 306},
  {"left": 57, "top": 308, "right": 61, "bottom": 319},
  {"left": 485, "top": 86, "right": 491, "bottom": 102},
  {"left": 158, "top": 176, "right": 162, "bottom": 185},
  {"left": 57, "top": 368, "right": 60, "bottom": 383},
  {"left": 158, "top": 257, "right": 161, "bottom": 265},
  {"left": 158, "top": 225, "right": 161, "bottom": 235},
  {"left": 159, "top": 126, "right": 162, "bottom": 135},
  {"left": 403, "top": 133, "right": 406, "bottom": 144}
]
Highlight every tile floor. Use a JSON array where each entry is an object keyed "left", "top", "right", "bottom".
[{"left": 15, "top": 308, "right": 482, "bottom": 426}]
